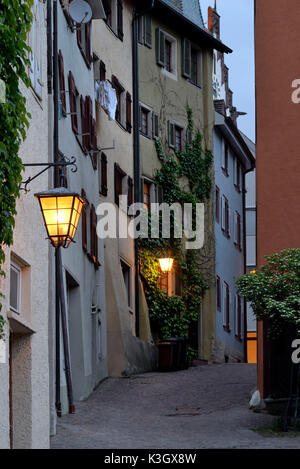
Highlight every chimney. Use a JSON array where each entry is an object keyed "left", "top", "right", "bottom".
[{"left": 208, "top": 4, "right": 220, "bottom": 39}]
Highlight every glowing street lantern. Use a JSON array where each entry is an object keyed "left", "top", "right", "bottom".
[
  {"left": 35, "top": 188, "right": 86, "bottom": 248},
  {"left": 159, "top": 258, "right": 174, "bottom": 273}
]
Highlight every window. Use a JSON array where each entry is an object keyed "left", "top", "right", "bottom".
[
  {"left": 175, "top": 126, "right": 183, "bottom": 151},
  {"left": 99, "top": 153, "right": 108, "bottom": 196},
  {"left": 235, "top": 294, "right": 242, "bottom": 339},
  {"left": 222, "top": 140, "right": 229, "bottom": 176},
  {"left": 121, "top": 260, "right": 131, "bottom": 307},
  {"left": 190, "top": 47, "right": 202, "bottom": 87},
  {"left": 103, "top": 0, "right": 123, "bottom": 40},
  {"left": 114, "top": 163, "right": 126, "bottom": 206},
  {"left": 234, "top": 211, "right": 242, "bottom": 250},
  {"left": 215, "top": 186, "right": 220, "bottom": 224},
  {"left": 168, "top": 121, "right": 185, "bottom": 150},
  {"left": 223, "top": 282, "right": 230, "bottom": 331},
  {"left": 10, "top": 264, "right": 21, "bottom": 315},
  {"left": 182, "top": 38, "right": 202, "bottom": 87},
  {"left": 139, "top": 104, "right": 159, "bottom": 140},
  {"left": 222, "top": 195, "right": 230, "bottom": 238},
  {"left": 140, "top": 106, "right": 151, "bottom": 137},
  {"left": 141, "top": 177, "right": 157, "bottom": 211},
  {"left": 138, "top": 15, "right": 152, "bottom": 48},
  {"left": 112, "top": 75, "right": 126, "bottom": 128},
  {"left": 156, "top": 28, "right": 177, "bottom": 77},
  {"left": 68, "top": 71, "right": 78, "bottom": 134},
  {"left": 216, "top": 275, "right": 221, "bottom": 311},
  {"left": 28, "top": 0, "right": 43, "bottom": 98}
]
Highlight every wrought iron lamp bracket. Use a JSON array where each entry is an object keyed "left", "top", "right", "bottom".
[{"left": 20, "top": 155, "right": 77, "bottom": 193}]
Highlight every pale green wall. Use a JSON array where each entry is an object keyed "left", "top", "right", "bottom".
[{"left": 139, "top": 14, "right": 216, "bottom": 361}]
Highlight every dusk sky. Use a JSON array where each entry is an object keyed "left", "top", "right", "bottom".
[{"left": 200, "top": 0, "right": 255, "bottom": 142}]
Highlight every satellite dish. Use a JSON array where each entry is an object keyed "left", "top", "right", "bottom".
[{"left": 69, "top": 0, "right": 92, "bottom": 24}]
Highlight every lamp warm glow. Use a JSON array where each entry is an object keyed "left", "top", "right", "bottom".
[
  {"left": 159, "top": 258, "right": 174, "bottom": 273},
  {"left": 35, "top": 188, "right": 86, "bottom": 248},
  {"left": 250, "top": 270, "right": 256, "bottom": 274}
]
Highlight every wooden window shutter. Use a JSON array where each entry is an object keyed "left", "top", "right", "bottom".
[
  {"left": 126, "top": 92, "right": 132, "bottom": 133},
  {"left": 68, "top": 71, "right": 78, "bottom": 133},
  {"left": 114, "top": 163, "right": 126, "bottom": 206},
  {"left": 100, "top": 60, "right": 106, "bottom": 81},
  {"left": 81, "top": 189, "right": 88, "bottom": 252},
  {"left": 156, "top": 28, "right": 165, "bottom": 67},
  {"left": 152, "top": 113, "right": 159, "bottom": 139},
  {"left": 58, "top": 50, "right": 66, "bottom": 115},
  {"left": 168, "top": 121, "right": 175, "bottom": 148},
  {"left": 90, "top": 204, "right": 98, "bottom": 267},
  {"left": 128, "top": 176, "right": 133, "bottom": 208},
  {"left": 144, "top": 15, "right": 152, "bottom": 48},
  {"left": 182, "top": 38, "right": 191, "bottom": 79},
  {"left": 91, "top": 119, "right": 98, "bottom": 170},
  {"left": 101, "top": 153, "right": 108, "bottom": 196},
  {"left": 85, "top": 22, "right": 92, "bottom": 66},
  {"left": 77, "top": 24, "right": 82, "bottom": 50},
  {"left": 85, "top": 96, "right": 93, "bottom": 150},
  {"left": 80, "top": 95, "right": 87, "bottom": 153},
  {"left": 117, "top": 0, "right": 124, "bottom": 41}
]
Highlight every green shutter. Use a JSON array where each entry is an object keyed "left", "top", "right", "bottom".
[
  {"left": 144, "top": 15, "right": 152, "bottom": 48},
  {"left": 156, "top": 28, "right": 165, "bottom": 67},
  {"left": 182, "top": 38, "right": 191, "bottom": 78}
]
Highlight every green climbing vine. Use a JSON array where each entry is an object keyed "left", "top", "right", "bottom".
[
  {"left": 0, "top": 0, "right": 33, "bottom": 338},
  {"left": 139, "top": 105, "right": 213, "bottom": 344}
]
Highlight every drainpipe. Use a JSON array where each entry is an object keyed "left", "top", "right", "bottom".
[
  {"left": 53, "top": 0, "right": 64, "bottom": 416},
  {"left": 132, "top": 0, "right": 154, "bottom": 338}
]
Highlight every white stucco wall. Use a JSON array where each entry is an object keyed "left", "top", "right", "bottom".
[{"left": 0, "top": 0, "right": 50, "bottom": 449}]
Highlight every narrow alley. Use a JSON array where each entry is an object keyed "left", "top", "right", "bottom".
[{"left": 51, "top": 364, "right": 300, "bottom": 449}]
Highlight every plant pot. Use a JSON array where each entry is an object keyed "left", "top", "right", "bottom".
[{"left": 158, "top": 342, "right": 175, "bottom": 372}]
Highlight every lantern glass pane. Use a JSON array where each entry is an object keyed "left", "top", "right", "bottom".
[
  {"left": 40, "top": 197, "right": 57, "bottom": 210},
  {"left": 57, "top": 196, "right": 74, "bottom": 209}
]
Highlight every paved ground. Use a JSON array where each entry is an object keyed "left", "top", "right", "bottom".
[{"left": 51, "top": 363, "right": 300, "bottom": 449}]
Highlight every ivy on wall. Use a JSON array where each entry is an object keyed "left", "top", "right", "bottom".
[
  {"left": 0, "top": 0, "right": 33, "bottom": 337},
  {"left": 139, "top": 106, "right": 213, "bottom": 344}
]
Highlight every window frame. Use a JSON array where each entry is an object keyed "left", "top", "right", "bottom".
[
  {"left": 121, "top": 259, "right": 132, "bottom": 308},
  {"left": 10, "top": 263, "right": 22, "bottom": 315}
]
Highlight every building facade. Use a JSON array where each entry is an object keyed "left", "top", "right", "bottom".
[
  {"left": 0, "top": 0, "right": 50, "bottom": 449},
  {"left": 49, "top": 0, "right": 108, "bottom": 429},
  {"left": 209, "top": 5, "right": 255, "bottom": 363},
  {"left": 137, "top": 0, "right": 231, "bottom": 361},
  {"left": 92, "top": 0, "right": 158, "bottom": 377},
  {"left": 255, "top": 0, "right": 300, "bottom": 399}
]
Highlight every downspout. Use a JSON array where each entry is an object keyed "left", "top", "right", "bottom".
[
  {"left": 132, "top": 0, "right": 154, "bottom": 338},
  {"left": 53, "top": 0, "right": 61, "bottom": 416}
]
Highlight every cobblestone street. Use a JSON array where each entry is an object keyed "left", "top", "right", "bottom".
[{"left": 51, "top": 363, "right": 300, "bottom": 449}]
